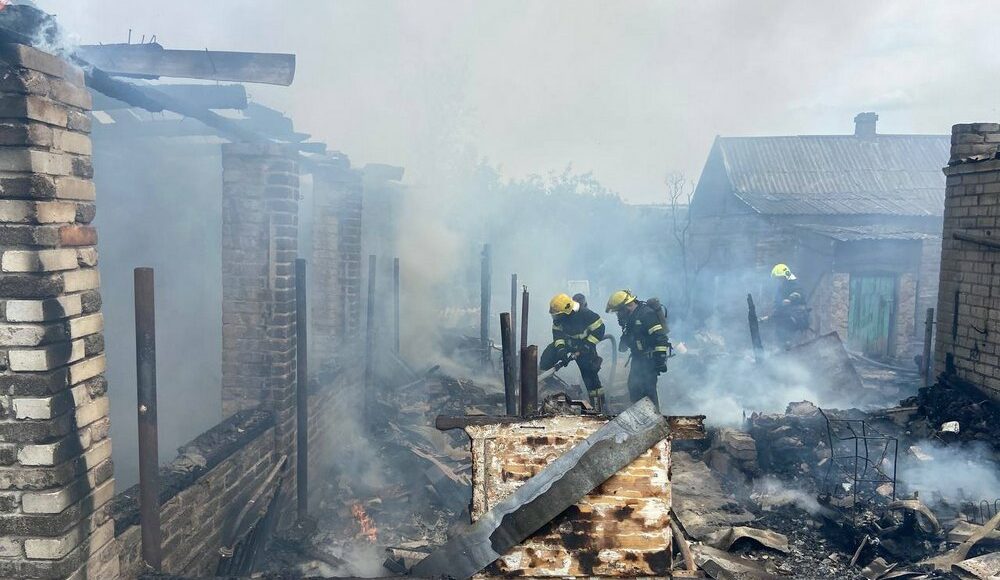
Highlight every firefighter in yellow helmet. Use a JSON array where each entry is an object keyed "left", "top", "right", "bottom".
[
  {"left": 540, "top": 293, "right": 607, "bottom": 411},
  {"left": 606, "top": 290, "right": 670, "bottom": 410},
  {"left": 763, "top": 264, "right": 809, "bottom": 347}
]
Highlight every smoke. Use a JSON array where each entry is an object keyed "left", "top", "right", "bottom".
[
  {"left": 897, "top": 439, "right": 1000, "bottom": 505},
  {"left": 752, "top": 476, "right": 836, "bottom": 518}
]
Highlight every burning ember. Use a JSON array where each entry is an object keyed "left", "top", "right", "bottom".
[{"left": 352, "top": 502, "right": 378, "bottom": 543}]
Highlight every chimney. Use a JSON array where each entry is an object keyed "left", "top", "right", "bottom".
[{"left": 854, "top": 112, "right": 878, "bottom": 138}]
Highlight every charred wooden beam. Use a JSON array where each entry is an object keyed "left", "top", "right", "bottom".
[
  {"left": 91, "top": 83, "right": 248, "bottom": 111},
  {"left": 954, "top": 231, "right": 1000, "bottom": 251},
  {"left": 435, "top": 413, "right": 706, "bottom": 439},
  {"left": 76, "top": 43, "right": 296, "bottom": 86},
  {"left": 411, "top": 398, "right": 669, "bottom": 580}
]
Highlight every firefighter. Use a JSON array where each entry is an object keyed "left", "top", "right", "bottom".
[
  {"left": 764, "top": 263, "right": 809, "bottom": 347},
  {"left": 606, "top": 290, "right": 670, "bottom": 410},
  {"left": 540, "top": 293, "right": 607, "bottom": 411}
]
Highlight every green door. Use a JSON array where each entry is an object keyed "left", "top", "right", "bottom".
[{"left": 847, "top": 274, "right": 896, "bottom": 358}]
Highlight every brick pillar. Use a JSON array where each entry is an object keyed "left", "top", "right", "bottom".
[
  {"left": 310, "top": 156, "right": 363, "bottom": 364},
  {"left": 934, "top": 122, "right": 1000, "bottom": 401},
  {"left": 0, "top": 44, "right": 118, "bottom": 579},
  {"left": 220, "top": 142, "right": 300, "bottom": 506}
]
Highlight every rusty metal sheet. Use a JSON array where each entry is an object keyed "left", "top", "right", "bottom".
[
  {"left": 467, "top": 415, "right": 673, "bottom": 577},
  {"left": 411, "top": 398, "right": 668, "bottom": 580}
]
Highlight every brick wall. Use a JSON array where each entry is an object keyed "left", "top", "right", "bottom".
[
  {"left": 0, "top": 43, "right": 119, "bottom": 579},
  {"left": 309, "top": 157, "right": 363, "bottom": 361},
  {"left": 466, "top": 416, "right": 672, "bottom": 577},
  {"left": 935, "top": 123, "right": 1000, "bottom": 401},
  {"left": 310, "top": 156, "right": 363, "bottom": 364},
  {"left": 111, "top": 410, "right": 277, "bottom": 578},
  {"left": 220, "top": 142, "right": 300, "bottom": 518}
]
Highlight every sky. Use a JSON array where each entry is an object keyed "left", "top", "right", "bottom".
[{"left": 31, "top": 0, "right": 1000, "bottom": 204}]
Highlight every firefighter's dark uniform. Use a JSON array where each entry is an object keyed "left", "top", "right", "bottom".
[
  {"left": 772, "top": 278, "right": 808, "bottom": 347},
  {"left": 540, "top": 307, "right": 606, "bottom": 407},
  {"left": 618, "top": 302, "right": 670, "bottom": 409}
]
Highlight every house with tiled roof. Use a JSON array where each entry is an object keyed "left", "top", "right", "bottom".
[{"left": 689, "top": 113, "right": 949, "bottom": 361}]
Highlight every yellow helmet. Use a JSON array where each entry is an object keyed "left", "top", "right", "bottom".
[
  {"left": 606, "top": 290, "right": 637, "bottom": 313},
  {"left": 771, "top": 263, "right": 795, "bottom": 280},
  {"left": 549, "top": 293, "right": 579, "bottom": 316}
]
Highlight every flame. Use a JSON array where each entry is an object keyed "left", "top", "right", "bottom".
[{"left": 352, "top": 502, "right": 378, "bottom": 543}]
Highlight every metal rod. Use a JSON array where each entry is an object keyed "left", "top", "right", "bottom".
[
  {"left": 364, "top": 255, "right": 376, "bottom": 422},
  {"left": 393, "top": 257, "right": 400, "bottom": 355},
  {"left": 134, "top": 267, "right": 162, "bottom": 571},
  {"left": 295, "top": 258, "right": 308, "bottom": 520},
  {"left": 922, "top": 307, "right": 934, "bottom": 388},
  {"left": 747, "top": 293, "right": 764, "bottom": 363},
  {"left": 519, "top": 345, "right": 538, "bottom": 417},
  {"left": 481, "top": 244, "right": 492, "bottom": 367},
  {"left": 520, "top": 285, "right": 529, "bottom": 352},
  {"left": 500, "top": 313, "right": 518, "bottom": 415},
  {"left": 511, "top": 274, "right": 518, "bottom": 356},
  {"left": 510, "top": 274, "right": 518, "bottom": 382}
]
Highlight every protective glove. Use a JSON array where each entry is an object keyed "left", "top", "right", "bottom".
[{"left": 654, "top": 353, "right": 668, "bottom": 374}]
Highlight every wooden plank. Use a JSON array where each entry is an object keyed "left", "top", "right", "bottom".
[
  {"left": 77, "top": 43, "right": 296, "bottom": 86},
  {"left": 92, "top": 83, "right": 248, "bottom": 111},
  {"left": 435, "top": 413, "right": 706, "bottom": 439}
]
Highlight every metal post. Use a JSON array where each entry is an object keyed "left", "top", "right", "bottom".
[
  {"left": 922, "top": 307, "right": 934, "bottom": 387},
  {"left": 481, "top": 244, "right": 492, "bottom": 367},
  {"left": 393, "top": 257, "right": 400, "bottom": 355},
  {"left": 364, "top": 255, "right": 376, "bottom": 421},
  {"left": 134, "top": 267, "right": 162, "bottom": 570},
  {"left": 295, "top": 258, "right": 308, "bottom": 520},
  {"left": 500, "top": 313, "right": 518, "bottom": 415},
  {"left": 520, "top": 286, "right": 529, "bottom": 352},
  {"left": 511, "top": 274, "right": 518, "bottom": 356},
  {"left": 747, "top": 294, "right": 764, "bottom": 363},
  {"left": 519, "top": 345, "right": 538, "bottom": 417}
]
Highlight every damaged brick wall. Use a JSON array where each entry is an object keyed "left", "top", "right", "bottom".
[
  {"left": 0, "top": 43, "right": 119, "bottom": 578},
  {"left": 935, "top": 122, "right": 1000, "bottom": 402},
  {"left": 220, "top": 142, "right": 300, "bottom": 519},
  {"left": 309, "top": 156, "right": 363, "bottom": 358},
  {"left": 111, "top": 410, "right": 278, "bottom": 578},
  {"left": 466, "top": 416, "right": 672, "bottom": 578}
]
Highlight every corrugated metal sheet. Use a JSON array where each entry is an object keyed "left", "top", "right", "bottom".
[
  {"left": 717, "top": 134, "right": 950, "bottom": 216},
  {"left": 467, "top": 416, "right": 672, "bottom": 578},
  {"left": 792, "top": 223, "right": 940, "bottom": 242}
]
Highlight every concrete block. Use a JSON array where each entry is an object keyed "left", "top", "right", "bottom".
[
  {"left": 2, "top": 249, "right": 79, "bottom": 272},
  {"left": 9, "top": 339, "right": 85, "bottom": 372},
  {"left": 6, "top": 295, "right": 82, "bottom": 322},
  {"left": 61, "top": 269, "right": 99, "bottom": 293},
  {"left": 68, "top": 314, "right": 102, "bottom": 339}
]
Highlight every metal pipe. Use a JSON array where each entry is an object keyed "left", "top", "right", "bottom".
[
  {"left": 510, "top": 274, "right": 518, "bottom": 381},
  {"left": 520, "top": 286, "right": 529, "bottom": 353},
  {"left": 481, "top": 245, "right": 492, "bottom": 367},
  {"left": 923, "top": 307, "right": 934, "bottom": 387},
  {"left": 364, "top": 255, "right": 376, "bottom": 422},
  {"left": 134, "top": 267, "right": 162, "bottom": 571},
  {"left": 500, "top": 313, "right": 518, "bottom": 415},
  {"left": 393, "top": 257, "right": 400, "bottom": 355},
  {"left": 295, "top": 259, "right": 308, "bottom": 520},
  {"left": 519, "top": 345, "right": 538, "bottom": 417}
]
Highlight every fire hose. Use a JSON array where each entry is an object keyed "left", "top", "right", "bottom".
[{"left": 537, "top": 335, "right": 618, "bottom": 388}]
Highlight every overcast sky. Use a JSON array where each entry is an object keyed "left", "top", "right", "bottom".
[{"left": 33, "top": 0, "right": 1000, "bottom": 203}]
